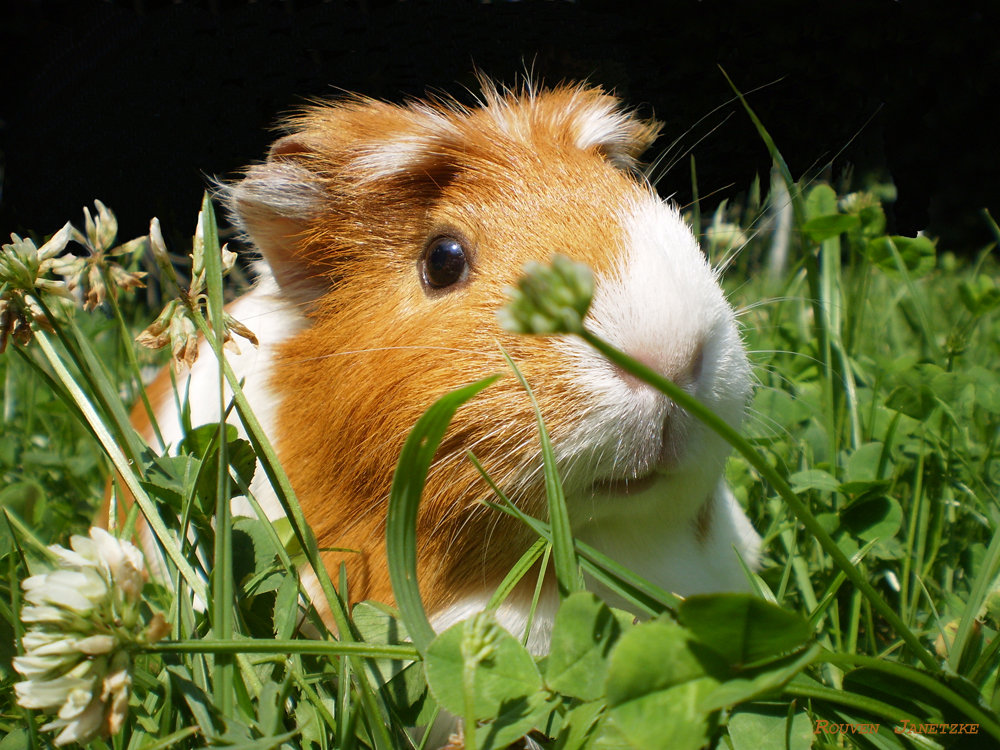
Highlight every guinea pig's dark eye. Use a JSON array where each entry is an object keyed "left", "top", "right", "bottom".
[{"left": 423, "top": 237, "right": 468, "bottom": 288}]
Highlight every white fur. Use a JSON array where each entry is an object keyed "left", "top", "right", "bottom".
[
  {"left": 570, "top": 104, "right": 644, "bottom": 171},
  {"left": 430, "top": 582, "right": 560, "bottom": 656},
  {"left": 231, "top": 163, "right": 323, "bottom": 222},
  {"left": 350, "top": 107, "right": 461, "bottom": 181},
  {"left": 352, "top": 136, "right": 433, "bottom": 181},
  {"left": 572, "top": 103, "right": 623, "bottom": 152}
]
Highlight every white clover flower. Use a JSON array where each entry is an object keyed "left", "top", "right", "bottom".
[{"left": 14, "top": 528, "right": 169, "bottom": 746}]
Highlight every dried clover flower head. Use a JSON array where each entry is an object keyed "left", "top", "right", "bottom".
[
  {"left": 0, "top": 296, "right": 34, "bottom": 353},
  {"left": 1, "top": 227, "right": 74, "bottom": 295},
  {"left": 14, "top": 528, "right": 169, "bottom": 746},
  {"left": 1, "top": 228, "right": 75, "bottom": 351},
  {"left": 136, "top": 206, "right": 257, "bottom": 371},
  {"left": 54, "top": 200, "right": 149, "bottom": 311},
  {"left": 188, "top": 207, "right": 238, "bottom": 297}
]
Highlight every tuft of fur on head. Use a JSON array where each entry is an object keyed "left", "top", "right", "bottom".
[{"left": 223, "top": 80, "right": 662, "bottom": 301}]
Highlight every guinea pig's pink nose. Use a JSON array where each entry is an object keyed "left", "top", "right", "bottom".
[
  {"left": 616, "top": 340, "right": 705, "bottom": 393},
  {"left": 615, "top": 342, "right": 706, "bottom": 473}
]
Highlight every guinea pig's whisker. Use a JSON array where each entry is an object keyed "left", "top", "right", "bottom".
[
  {"left": 749, "top": 362, "right": 797, "bottom": 391},
  {"left": 735, "top": 296, "right": 806, "bottom": 315},
  {"left": 645, "top": 77, "right": 783, "bottom": 187},
  {"left": 283, "top": 344, "right": 492, "bottom": 365},
  {"left": 660, "top": 124, "right": 735, "bottom": 188},
  {"left": 743, "top": 408, "right": 798, "bottom": 445},
  {"left": 749, "top": 348, "right": 826, "bottom": 369}
]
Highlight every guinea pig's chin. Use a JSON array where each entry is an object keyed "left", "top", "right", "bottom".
[
  {"left": 582, "top": 424, "right": 731, "bottom": 501},
  {"left": 590, "top": 472, "right": 661, "bottom": 497},
  {"left": 574, "top": 469, "right": 720, "bottom": 529}
]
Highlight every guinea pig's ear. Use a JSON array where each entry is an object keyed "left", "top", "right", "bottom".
[
  {"left": 588, "top": 116, "right": 661, "bottom": 173},
  {"left": 567, "top": 89, "right": 662, "bottom": 173},
  {"left": 223, "top": 135, "right": 328, "bottom": 302}
]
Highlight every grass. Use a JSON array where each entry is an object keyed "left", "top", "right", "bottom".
[{"left": 1, "top": 104, "right": 1000, "bottom": 750}]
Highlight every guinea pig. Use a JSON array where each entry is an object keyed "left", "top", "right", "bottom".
[{"left": 133, "top": 80, "right": 761, "bottom": 648}]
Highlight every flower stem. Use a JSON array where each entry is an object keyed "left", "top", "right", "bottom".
[
  {"left": 149, "top": 640, "right": 420, "bottom": 660},
  {"left": 99, "top": 266, "right": 166, "bottom": 451}
]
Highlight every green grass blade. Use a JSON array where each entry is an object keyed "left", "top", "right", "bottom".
[
  {"left": 885, "top": 237, "right": 943, "bottom": 359},
  {"left": 782, "top": 675, "right": 920, "bottom": 726},
  {"left": 500, "top": 349, "right": 582, "bottom": 598},
  {"left": 819, "top": 652, "right": 1000, "bottom": 740},
  {"left": 485, "top": 537, "right": 547, "bottom": 611},
  {"left": 100, "top": 264, "right": 166, "bottom": 450},
  {"left": 151, "top": 640, "right": 419, "bottom": 659},
  {"left": 734, "top": 544, "right": 778, "bottom": 604},
  {"left": 32, "top": 295, "right": 147, "bottom": 470},
  {"left": 199, "top": 194, "right": 234, "bottom": 714},
  {"left": 950, "top": 520, "right": 1000, "bottom": 674},
  {"left": 690, "top": 154, "right": 701, "bottom": 242},
  {"left": 719, "top": 66, "right": 829, "bottom": 383},
  {"left": 718, "top": 66, "right": 803, "bottom": 227},
  {"left": 386, "top": 374, "right": 501, "bottom": 654},
  {"left": 522, "top": 542, "right": 552, "bottom": 646},
  {"left": 126, "top": 723, "right": 200, "bottom": 750},
  {"left": 31, "top": 329, "right": 207, "bottom": 602},
  {"left": 968, "top": 623, "right": 1000, "bottom": 687},
  {"left": 807, "top": 541, "right": 877, "bottom": 631},
  {"left": 10, "top": 344, "right": 101, "bottom": 449}
]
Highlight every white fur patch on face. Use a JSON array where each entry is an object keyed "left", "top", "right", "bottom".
[
  {"left": 531, "top": 193, "right": 757, "bottom": 596},
  {"left": 148, "top": 266, "right": 306, "bottom": 522},
  {"left": 551, "top": 195, "right": 750, "bottom": 490},
  {"left": 350, "top": 108, "right": 461, "bottom": 182}
]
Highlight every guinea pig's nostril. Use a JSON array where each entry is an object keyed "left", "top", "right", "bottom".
[
  {"left": 614, "top": 351, "right": 660, "bottom": 390},
  {"left": 688, "top": 342, "right": 705, "bottom": 386},
  {"left": 616, "top": 340, "right": 706, "bottom": 391}
]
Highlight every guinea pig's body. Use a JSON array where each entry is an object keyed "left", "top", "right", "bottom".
[{"left": 138, "top": 81, "right": 760, "bottom": 647}]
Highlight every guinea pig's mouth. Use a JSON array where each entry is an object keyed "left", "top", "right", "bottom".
[{"left": 591, "top": 472, "right": 660, "bottom": 497}]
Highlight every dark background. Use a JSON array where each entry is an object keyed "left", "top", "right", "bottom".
[{"left": 2, "top": 0, "right": 998, "bottom": 255}]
